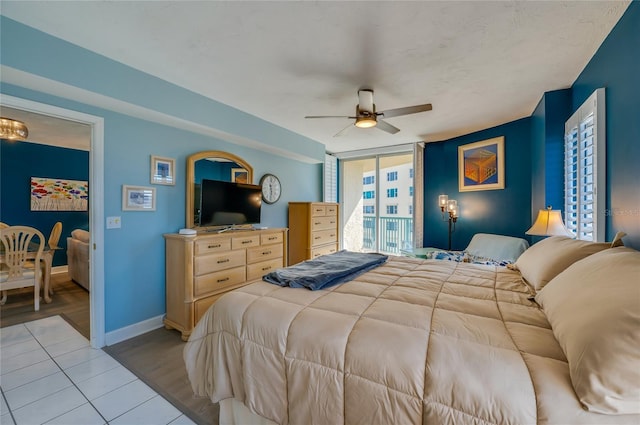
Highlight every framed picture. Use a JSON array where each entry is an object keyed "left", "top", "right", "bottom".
[
  {"left": 150, "top": 155, "right": 175, "bottom": 185},
  {"left": 231, "top": 168, "right": 248, "bottom": 183},
  {"left": 458, "top": 136, "right": 505, "bottom": 192},
  {"left": 30, "top": 177, "right": 89, "bottom": 211},
  {"left": 122, "top": 185, "right": 156, "bottom": 211}
]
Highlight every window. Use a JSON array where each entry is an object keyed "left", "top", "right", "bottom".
[
  {"left": 363, "top": 191, "right": 375, "bottom": 199},
  {"left": 408, "top": 205, "right": 413, "bottom": 215},
  {"left": 386, "top": 205, "right": 398, "bottom": 214},
  {"left": 387, "top": 171, "right": 398, "bottom": 181},
  {"left": 409, "top": 186, "right": 413, "bottom": 196},
  {"left": 564, "top": 88, "right": 605, "bottom": 242},
  {"left": 409, "top": 168, "right": 414, "bottom": 178},
  {"left": 364, "top": 220, "right": 375, "bottom": 229},
  {"left": 363, "top": 176, "right": 375, "bottom": 185},
  {"left": 363, "top": 205, "right": 375, "bottom": 214},
  {"left": 386, "top": 222, "right": 398, "bottom": 231},
  {"left": 386, "top": 188, "right": 398, "bottom": 198}
]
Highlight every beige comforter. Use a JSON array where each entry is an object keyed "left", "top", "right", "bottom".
[{"left": 184, "top": 256, "right": 637, "bottom": 424}]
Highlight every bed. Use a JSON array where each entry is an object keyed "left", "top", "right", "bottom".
[{"left": 184, "top": 236, "right": 640, "bottom": 424}]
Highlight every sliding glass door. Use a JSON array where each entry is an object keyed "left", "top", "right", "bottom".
[{"left": 341, "top": 152, "right": 415, "bottom": 255}]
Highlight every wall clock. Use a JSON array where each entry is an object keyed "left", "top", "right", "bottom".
[{"left": 259, "top": 173, "right": 281, "bottom": 204}]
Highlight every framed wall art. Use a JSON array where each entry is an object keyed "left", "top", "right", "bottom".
[
  {"left": 150, "top": 155, "right": 175, "bottom": 185},
  {"left": 231, "top": 168, "right": 248, "bottom": 183},
  {"left": 458, "top": 136, "right": 505, "bottom": 192},
  {"left": 122, "top": 185, "right": 156, "bottom": 211},
  {"left": 30, "top": 177, "right": 89, "bottom": 211}
]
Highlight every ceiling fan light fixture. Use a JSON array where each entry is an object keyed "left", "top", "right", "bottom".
[
  {"left": 0, "top": 117, "right": 29, "bottom": 141},
  {"left": 355, "top": 116, "right": 377, "bottom": 128}
]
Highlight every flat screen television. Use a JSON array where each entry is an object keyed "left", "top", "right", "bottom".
[{"left": 198, "top": 179, "right": 262, "bottom": 227}]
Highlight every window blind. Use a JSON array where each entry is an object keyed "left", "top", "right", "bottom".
[
  {"left": 564, "top": 88, "right": 605, "bottom": 242},
  {"left": 324, "top": 153, "right": 338, "bottom": 203}
]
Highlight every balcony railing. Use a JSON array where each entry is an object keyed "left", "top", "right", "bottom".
[{"left": 362, "top": 216, "right": 413, "bottom": 255}]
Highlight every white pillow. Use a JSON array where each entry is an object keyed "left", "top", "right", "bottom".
[
  {"left": 514, "top": 236, "right": 610, "bottom": 291},
  {"left": 535, "top": 247, "right": 640, "bottom": 414},
  {"left": 464, "top": 233, "right": 529, "bottom": 263}
]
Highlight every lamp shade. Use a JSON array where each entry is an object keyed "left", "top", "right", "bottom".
[{"left": 526, "top": 208, "right": 572, "bottom": 236}]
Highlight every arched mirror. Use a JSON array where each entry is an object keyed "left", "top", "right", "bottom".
[{"left": 186, "top": 151, "right": 253, "bottom": 229}]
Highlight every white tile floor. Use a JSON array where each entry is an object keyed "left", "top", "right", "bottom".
[{"left": 1, "top": 316, "right": 196, "bottom": 425}]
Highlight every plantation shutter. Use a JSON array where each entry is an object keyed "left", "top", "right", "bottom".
[
  {"left": 564, "top": 88, "right": 605, "bottom": 242},
  {"left": 324, "top": 153, "right": 338, "bottom": 203}
]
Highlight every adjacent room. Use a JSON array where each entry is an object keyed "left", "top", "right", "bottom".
[{"left": 1, "top": 1, "right": 638, "bottom": 425}]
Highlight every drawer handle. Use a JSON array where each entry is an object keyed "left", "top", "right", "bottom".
[
  {"left": 262, "top": 250, "right": 272, "bottom": 255},
  {"left": 208, "top": 244, "right": 221, "bottom": 249},
  {"left": 262, "top": 266, "right": 271, "bottom": 271},
  {"left": 217, "top": 259, "right": 230, "bottom": 264},
  {"left": 314, "top": 236, "right": 321, "bottom": 240},
  {"left": 330, "top": 234, "right": 336, "bottom": 237},
  {"left": 330, "top": 221, "right": 336, "bottom": 224},
  {"left": 314, "top": 222, "right": 321, "bottom": 225},
  {"left": 242, "top": 240, "right": 251, "bottom": 244},
  {"left": 268, "top": 236, "right": 277, "bottom": 240},
  {"left": 217, "top": 277, "right": 229, "bottom": 283}
]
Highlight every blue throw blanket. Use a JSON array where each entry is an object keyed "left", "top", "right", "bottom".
[{"left": 263, "top": 250, "right": 388, "bottom": 290}]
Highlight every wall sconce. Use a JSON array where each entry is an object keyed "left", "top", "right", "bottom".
[
  {"left": 526, "top": 206, "right": 572, "bottom": 237},
  {"left": 439, "top": 194, "right": 459, "bottom": 250}
]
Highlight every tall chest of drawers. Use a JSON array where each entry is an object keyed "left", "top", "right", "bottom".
[
  {"left": 163, "top": 228, "right": 287, "bottom": 340},
  {"left": 288, "top": 202, "right": 339, "bottom": 265}
]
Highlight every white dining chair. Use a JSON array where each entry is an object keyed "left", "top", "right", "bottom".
[{"left": 0, "top": 226, "right": 45, "bottom": 311}]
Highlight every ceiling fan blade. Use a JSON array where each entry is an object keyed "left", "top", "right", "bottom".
[
  {"left": 376, "top": 119, "right": 400, "bottom": 134},
  {"left": 379, "top": 103, "right": 432, "bottom": 119},
  {"left": 305, "top": 115, "right": 353, "bottom": 119},
  {"left": 333, "top": 122, "right": 354, "bottom": 137}
]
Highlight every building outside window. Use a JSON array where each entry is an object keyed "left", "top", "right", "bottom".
[
  {"left": 363, "top": 190, "right": 375, "bottom": 199},
  {"left": 363, "top": 205, "right": 375, "bottom": 214},
  {"left": 363, "top": 176, "right": 375, "bottom": 185},
  {"left": 387, "top": 188, "right": 398, "bottom": 198},
  {"left": 387, "top": 171, "right": 398, "bottom": 181},
  {"left": 386, "top": 205, "right": 398, "bottom": 214},
  {"left": 409, "top": 186, "right": 413, "bottom": 196}
]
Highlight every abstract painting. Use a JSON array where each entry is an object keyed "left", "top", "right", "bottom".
[
  {"left": 458, "top": 136, "right": 505, "bottom": 192},
  {"left": 30, "top": 177, "right": 89, "bottom": 211}
]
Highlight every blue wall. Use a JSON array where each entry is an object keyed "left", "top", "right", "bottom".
[
  {"left": 530, "top": 88, "right": 571, "bottom": 218},
  {"left": 569, "top": 1, "right": 640, "bottom": 248},
  {"left": 0, "top": 140, "right": 89, "bottom": 266},
  {"left": 423, "top": 118, "right": 532, "bottom": 250},
  {"left": 1, "top": 17, "right": 325, "bottom": 334}
]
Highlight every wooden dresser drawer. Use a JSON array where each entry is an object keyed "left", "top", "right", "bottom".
[
  {"left": 247, "top": 244, "right": 283, "bottom": 264},
  {"left": 311, "top": 215, "right": 337, "bottom": 231},
  {"left": 325, "top": 205, "right": 338, "bottom": 215},
  {"left": 311, "top": 244, "right": 338, "bottom": 259},
  {"left": 261, "top": 232, "right": 283, "bottom": 245},
  {"left": 194, "top": 266, "right": 246, "bottom": 296},
  {"left": 247, "top": 258, "right": 283, "bottom": 281},
  {"left": 194, "top": 237, "right": 232, "bottom": 255},
  {"left": 231, "top": 235, "right": 260, "bottom": 250},
  {"left": 311, "top": 229, "right": 338, "bottom": 247},
  {"left": 194, "top": 292, "right": 226, "bottom": 324},
  {"left": 195, "top": 249, "right": 245, "bottom": 275},
  {"left": 311, "top": 205, "right": 326, "bottom": 217}
]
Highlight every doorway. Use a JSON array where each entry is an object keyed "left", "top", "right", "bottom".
[
  {"left": 341, "top": 152, "right": 416, "bottom": 255},
  {"left": 0, "top": 94, "right": 105, "bottom": 348}
]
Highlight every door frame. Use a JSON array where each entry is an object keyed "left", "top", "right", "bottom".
[{"left": 2, "top": 94, "right": 106, "bottom": 348}]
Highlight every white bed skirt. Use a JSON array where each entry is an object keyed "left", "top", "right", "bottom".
[{"left": 219, "top": 399, "right": 277, "bottom": 425}]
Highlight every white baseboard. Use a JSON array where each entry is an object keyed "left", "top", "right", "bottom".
[
  {"left": 105, "top": 314, "right": 165, "bottom": 346},
  {"left": 52, "top": 265, "right": 69, "bottom": 275}
]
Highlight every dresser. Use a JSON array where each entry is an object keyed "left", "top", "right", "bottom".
[
  {"left": 288, "top": 202, "right": 339, "bottom": 265},
  {"left": 163, "top": 228, "right": 287, "bottom": 340}
]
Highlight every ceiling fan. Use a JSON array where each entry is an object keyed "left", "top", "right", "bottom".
[{"left": 305, "top": 89, "right": 432, "bottom": 136}]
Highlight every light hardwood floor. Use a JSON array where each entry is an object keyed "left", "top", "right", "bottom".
[{"left": 0, "top": 272, "right": 219, "bottom": 425}]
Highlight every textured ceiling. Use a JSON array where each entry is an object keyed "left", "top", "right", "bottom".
[{"left": 1, "top": 1, "right": 630, "bottom": 154}]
